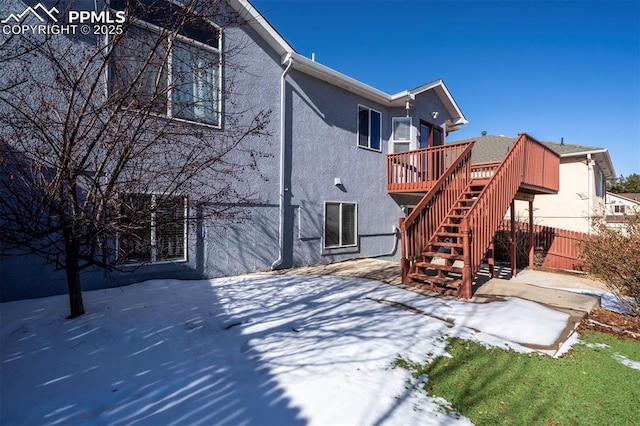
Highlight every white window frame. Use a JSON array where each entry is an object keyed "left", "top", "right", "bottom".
[
  {"left": 357, "top": 105, "right": 382, "bottom": 152},
  {"left": 323, "top": 201, "right": 358, "bottom": 249},
  {"left": 391, "top": 116, "right": 412, "bottom": 153},
  {"left": 108, "top": 18, "right": 222, "bottom": 128},
  {"left": 117, "top": 193, "right": 188, "bottom": 265}
]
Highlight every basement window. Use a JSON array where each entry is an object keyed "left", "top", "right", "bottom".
[
  {"left": 119, "top": 194, "right": 187, "bottom": 264},
  {"left": 324, "top": 202, "right": 357, "bottom": 248}
]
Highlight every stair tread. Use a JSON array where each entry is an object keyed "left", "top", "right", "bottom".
[
  {"left": 435, "top": 232, "right": 463, "bottom": 237},
  {"left": 407, "top": 273, "right": 462, "bottom": 288},
  {"left": 431, "top": 241, "right": 464, "bottom": 248},
  {"left": 422, "top": 251, "right": 463, "bottom": 260},
  {"left": 414, "top": 262, "right": 463, "bottom": 273}
]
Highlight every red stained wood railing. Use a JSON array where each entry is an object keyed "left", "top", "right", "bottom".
[
  {"left": 496, "top": 220, "right": 588, "bottom": 271},
  {"left": 460, "top": 133, "right": 560, "bottom": 293},
  {"left": 471, "top": 162, "right": 500, "bottom": 180},
  {"left": 387, "top": 141, "right": 473, "bottom": 193},
  {"left": 399, "top": 141, "right": 474, "bottom": 272},
  {"left": 521, "top": 138, "right": 561, "bottom": 192}
]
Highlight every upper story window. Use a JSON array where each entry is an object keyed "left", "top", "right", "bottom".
[
  {"left": 392, "top": 117, "right": 411, "bottom": 153},
  {"left": 358, "top": 106, "right": 381, "bottom": 151},
  {"left": 419, "top": 121, "right": 444, "bottom": 148},
  {"left": 109, "top": 18, "right": 221, "bottom": 126}
]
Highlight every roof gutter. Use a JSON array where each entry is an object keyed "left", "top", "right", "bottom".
[
  {"left": 560, "top": 148, "right": 616, "bottom": 179},
  {"left": 271, "top": 53, "right": 294, "bottom": 270},
  {"left": 287, "top": 52, "right": 396, "bottom": 105}
]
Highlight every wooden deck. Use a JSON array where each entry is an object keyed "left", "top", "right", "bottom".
[
  {"left": 387, "top": 138, "right": 559, "bottom": 196},
  {"left": 394, "top": 133, "right": 561, "bottom": 298}
]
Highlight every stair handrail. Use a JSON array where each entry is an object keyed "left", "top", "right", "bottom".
[
  {"left": 400, "top": 140, "right": 474, "bottom": 275},
  {"left": 460, "top": 133, "right": 557, "bottom": 293}
]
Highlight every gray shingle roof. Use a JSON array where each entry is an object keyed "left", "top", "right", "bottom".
[
  {"left": 616, "top": 193, "right": 640, "bottom": 202},
  {"left": 539, "top": 141, "right": 606, "bottom": 155},
  {"left": 449, "top": 135, "right": 606, "bottom": 165}
]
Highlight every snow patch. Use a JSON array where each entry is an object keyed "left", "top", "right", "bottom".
[{"left": 1, "top": 274, "right": 573, "bottom": 425}]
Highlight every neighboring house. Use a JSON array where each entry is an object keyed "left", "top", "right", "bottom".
[
  {"left": 606, "top": 192, "right": 640, "bottom": 215},
  {"left": 606, "top": 192, "right": 640, "bottom": 230},
  {"left": 0, "top": 0, "right": 469, "bottom": 300},
  {"left": 449, "top": 135, "right": 616, "bottom": 233},
  {"left": 606, "top": 192, "right": 640, "bottom": 216}
]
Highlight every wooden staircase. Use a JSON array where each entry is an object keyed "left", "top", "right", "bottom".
[
  {"left": 408, "top": 183, "right": 485, "bottom": 295},
  {"left": 395, "top": 133, "right": 560, "bottom": 298}
]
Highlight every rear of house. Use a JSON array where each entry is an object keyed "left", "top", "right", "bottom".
[{"left": 0, "top": 0, "right": 468, "bottom": 300}]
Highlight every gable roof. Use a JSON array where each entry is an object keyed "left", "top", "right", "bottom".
[
  {"left": 609, "top": 192, "right": 640, "bottom": 203},
  {"left": 227, "top": 0, "right": 468, "bottom": 131},
  {"left": 450, "top": 134, "right": 616, "bottom": 179}
]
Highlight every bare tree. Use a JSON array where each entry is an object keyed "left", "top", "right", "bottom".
[
  {"left": 578, "top": 213, "right": 640, "bottom": 316},
  {"left": 0, "top": 0, "right": 272, "bottom": 318}
]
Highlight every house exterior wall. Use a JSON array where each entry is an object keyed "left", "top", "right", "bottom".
[
  {"left": 511, "top": 155, "right": 607, "bottom": 233},
  {"left": 284, "top": 70, "right": 400, "bottom": 267},
  {"left": 1, "top": 1, "right": 461, "bottom": 301},
  {"left": 0, "top": 0, "right": 284, "bottom": 300}
]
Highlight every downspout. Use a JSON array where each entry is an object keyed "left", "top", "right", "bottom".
[
  {"left": 271, "top": 54, "right": 294, "bottom": 270},
  {"left": 586, "top": 153, "right": 594, "bottom": 233},
  {"left": 368, "top": 225, "right": 400, "bottom": 258}
]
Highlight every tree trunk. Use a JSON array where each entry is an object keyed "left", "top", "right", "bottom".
[{"left": 64, "top": 233, "right": 85, "bottom": 319}]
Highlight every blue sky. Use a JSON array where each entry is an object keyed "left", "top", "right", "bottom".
[{"left": 252, "top": 0, "right": 639, "bottom": 178}]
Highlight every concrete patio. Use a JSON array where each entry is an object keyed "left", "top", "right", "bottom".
[{"left": 267, "top": 258, "right": 605, "bottom": 354}]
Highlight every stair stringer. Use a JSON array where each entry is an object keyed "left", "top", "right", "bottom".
[
  {"left": 459, "top": 134, "right": 532, "bottom": 296},
  {"left": 407, "top": 182, "right": 483, "bottom": 297},
  {"left": 399, "top": 142, "right": 474, "bottom": 290}
]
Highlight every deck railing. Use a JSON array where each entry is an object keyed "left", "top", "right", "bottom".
[
  {"left": 399, "top": 141, "right": 474, "bottom": 280},
  {"left": 522, "top": 140, "right": 560, "bottom": 192},
  {"left": 460, "top": 133, "right": 560, "bottom": 293},
  {"left": 387, "top": 141, "right": 473, "bottom": 193},
  {"left": 471, "top": 162, "right": 500, "bottom": 180}
]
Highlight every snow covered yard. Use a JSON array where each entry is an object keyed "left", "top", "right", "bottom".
[{"left": 1, "top": 274, "right": 572, "bottom": 425}]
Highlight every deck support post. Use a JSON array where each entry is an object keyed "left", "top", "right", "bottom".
[
  {"left": 528, "top": 199, "right": 534, "bottom": 268},
  {"left": 461, "top": 220, "right": 472, "bottom": 299},
  {"left": 399, "top": 217, "right": 409, "bottom": 284},
  {"left": 510, "top": 199, "right": 517, "bottom": 278},
  {"left": 488, "top": 241, "right": 494, "bottom": 278}
]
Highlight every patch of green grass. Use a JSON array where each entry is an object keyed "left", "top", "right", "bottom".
[{"left": 397, "top": 331, "right": 640, "bottom": 425}]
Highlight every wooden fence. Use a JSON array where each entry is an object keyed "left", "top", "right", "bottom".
[{"left": 495, "top": 221, "right": 589, "bottom": 271}]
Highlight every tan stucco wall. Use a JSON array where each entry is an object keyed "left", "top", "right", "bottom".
[{"left": 508, "top": 157, "right": 606, "bottom": 233}]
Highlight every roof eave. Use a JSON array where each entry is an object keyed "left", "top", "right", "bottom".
[
  {"left": 285, "top": 53, "right": 398, "bottom": 105},
  {"left": 606, "top": 192, "right": 640, "bottom": 204},
  {"left": 228, "top": 0, "right": 294, "bottom": 56},
  {"left": 560, "top": 148, "right": 616, "bottom": 179},
  {"left": 231, "top": 0, "right": 467, "bottom": 128}
]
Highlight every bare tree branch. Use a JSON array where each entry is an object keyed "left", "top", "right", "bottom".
[{"left": 0, "top": 0, "right": 272, "bottom": 318}]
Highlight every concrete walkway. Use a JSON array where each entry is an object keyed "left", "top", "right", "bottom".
[
  {"left": 269, "top": 258, "right": 605, "bottom": 354},
  {"left": 270, "top": 258, "right": 602, "bottom": 313}
]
